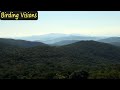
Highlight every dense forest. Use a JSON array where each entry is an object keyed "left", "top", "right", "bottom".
[{"left": 0, "top": 38, "right": 120, "bottom": 79}]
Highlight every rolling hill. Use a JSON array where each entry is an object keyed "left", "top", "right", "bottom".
[
  {"left": 40, "top": 35, "right": 101, "bottom": 44},
  {"left": 99, "top": 37, "right": 120, "bottom": 43},
  {"left": 15, "top": 33, "right": 102, "bottom": 44},
  {"left": 1, "top": 40, "right": 120, "bottom": 66},
  {"left": 0, "top": 39, "right": 120, "bottom": 79},
  {"left": 51, "top": 40, "right": 80, "bottom": 46},
  {"left": 0, "top": 38, "right": 47, "bottom": 48},
  {"left": 57, "top": 41, "right": 120, "bottom": 64},
  {"left": 98, "top": 37, "right": 120, "bottom": 47},
  {"left": 110, "top": 42, "right": 120, "bottom": 47}
]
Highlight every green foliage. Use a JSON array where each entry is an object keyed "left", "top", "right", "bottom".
[{"left": 0, "top": 40, "right": 120, "bottom": 79}]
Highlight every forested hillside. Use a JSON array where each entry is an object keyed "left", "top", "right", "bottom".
[
  {"left": 0, "top": 38, "right": 47, "bottom": 47},
  {"left": 0, "top": 39, "right": 120, "bottom": 79}
]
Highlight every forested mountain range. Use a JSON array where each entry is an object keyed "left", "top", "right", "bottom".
[{"left": 0, "top": 38, "right": 120, "bottom": 79}]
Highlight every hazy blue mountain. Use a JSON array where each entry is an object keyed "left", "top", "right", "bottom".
[
  {"left": 99, "top": 37, "right": 120, "bottom": 43},
  {"left": 15, "top": 33, "right": 102, "bottom": 44},
  {"left": 40, "top": 35, "right": 101, "bottom": 44},
  {"left": 51, "top": 40, "right": 80, "bottom": 46},
  {"left": 98, "top": 37, "right": 120, "bottom": 47},
  {"left": 16, "top": 33, "right": 69, "bottom": 41},
  {"left": 0, "top": 38, "right": 47, "bottom": 48}
]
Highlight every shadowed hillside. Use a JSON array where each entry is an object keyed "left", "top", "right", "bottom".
[
  {"left": 99, "top": 37, "right": 120, "bottom": 47},
  {"left": 0, "top": 38, "right": 48, "bottom": 47},
  {"left": 0, "top": 39, "right": 120, "bottom": 79}
]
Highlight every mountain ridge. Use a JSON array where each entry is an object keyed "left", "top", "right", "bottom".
[
  {"left": 0, "top": 38, "right": 48, "bottom": 48},
  {"left": 15, "top": 33, "right": 102, "bottom": 44},
  {"left": 0, "top": 39, "right": 120, "bottom": 79}
]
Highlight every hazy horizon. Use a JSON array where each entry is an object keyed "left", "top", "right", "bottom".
[
  {"left": 14, "top": 33, "right": 116, "bottom": 38},
  {"left": 1, "top": 11, "right": 120, "bottom": 38}
]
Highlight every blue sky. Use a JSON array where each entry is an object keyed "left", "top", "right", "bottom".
[{"left": 0, "top": 11, "right": 120, "bottom": 38}]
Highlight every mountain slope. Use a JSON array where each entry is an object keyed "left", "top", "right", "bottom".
[
  {"left": 98, "top": 37, "right": 120, "bottom": 47},
  {"left": 16, "top": 33, "right": 101, "bottom": 44},
  {"left": 41, "top": 36, "right": 100, "bottom": 44},
  {"left": 1, "top": 40, "right": 120, "bottom": 65},
  {"left": 18, "top": 40, "right": 120, "bottom": 65},
  {"left": 57, "top": 41, "right": 120, "bottom": 64},
  {"left": 110, "top": 42, "right": 120, "bottom": 47},
  {"left": 0, "top": 40, "right": 120, "bottom": 79},
  {"left": 99, "top": 37, "right": 120, "bottom": 43},
  {"left": 51, "top": 40, "right": 80, "bottom": 46},
  {"left": 0, "top": 38, "right": 47, "bottom": 47}
]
